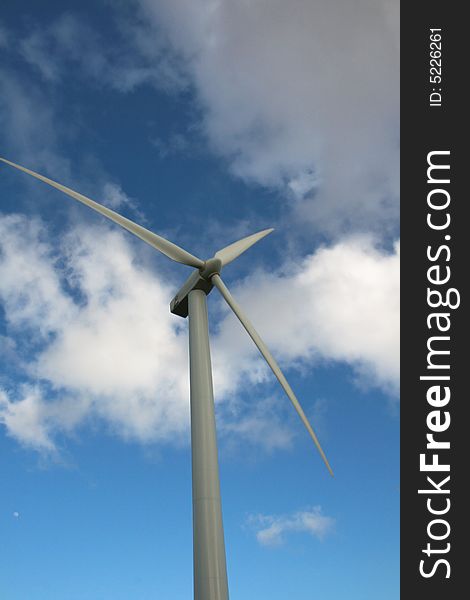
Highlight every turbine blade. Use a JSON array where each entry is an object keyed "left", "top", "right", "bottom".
[
  {"left": 0, "top": 157, "right": 204, "bottom": 269},
  {"left": 212, "top": 274, "right": 333, "bottom": 476},
  {"left": 214, "top": 228, "right": 273, "bottom": 266}
]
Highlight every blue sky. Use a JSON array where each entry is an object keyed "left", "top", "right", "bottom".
[{"left": 0, "top": 2, "right": 399, "bottom": 598}]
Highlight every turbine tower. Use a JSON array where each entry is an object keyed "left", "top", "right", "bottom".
[{"left": 0, "top": 157, "right": 333, "bottom": 600}]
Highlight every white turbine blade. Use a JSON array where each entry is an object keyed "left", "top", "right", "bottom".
[
  {"left": 0, "top": 157, "right": 204, "bottom": 268},
  {"left": 212, "top": 274, "right": 333, "bottom": 476},
  {"left": 214, "top": 228, "right": 274, "bottom": 266}
]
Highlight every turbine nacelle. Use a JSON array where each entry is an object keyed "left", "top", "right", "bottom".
[
  {"left": 170, "top": 270, "right": 214, "bottom": 318},
  {"left": 169, "top": 257, "right": 223, "bottom": 318}
]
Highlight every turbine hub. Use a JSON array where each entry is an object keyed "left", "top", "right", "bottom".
[{"left": 200, "top": 257, "right": 222, "bottom": 281}]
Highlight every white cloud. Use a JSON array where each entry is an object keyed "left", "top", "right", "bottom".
[
  {"left": 136, "top": 0, "right": 399, "bottom": 232},
  {"left": 0, "top": 386, "right": 90, "bottom": 453},
  {"left": 37, "top": 225, "right": 191, "bottom": 441},
  {"left": 214, "top": 236, "right": 400, "bottom": 396},
  {"left": 0, "top": 215, "right": 398, "bottom": 449},
  {"left": 5, "top": 2, "right": 399, "bottom": 234},
  {"left": 0, "top": 214, "right": 399, "bottom": 452},
  {"left": 0, "top": 387, "right": 55, "bottom": 452},
  {"left": 102, "top": 182, "right": 138, "bottom": 211},
  {"left": 248, "top": 506, "right": 335, "bottom": 547},
  {"left": 0, "top": 215, "right": 190, "bottom": 450},
  {"left": 0, "top": 214, "right": 75, "bottom": 336},
  {"left": 6, "top": 2, "right": 399, "bottom": 234}
]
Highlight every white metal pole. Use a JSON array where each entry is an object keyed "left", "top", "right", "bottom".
[{"left": 188, "top": 289, "right": 229, "bottom": 600}]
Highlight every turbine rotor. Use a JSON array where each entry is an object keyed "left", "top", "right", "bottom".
[
  {"left": 199, "top": 257, "right": 223, "bottom": 280},
  {"left": 1, "top": 156, "right": 333, "bottom": 475}
]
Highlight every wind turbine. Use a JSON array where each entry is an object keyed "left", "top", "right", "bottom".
[{"left": 0, "top": 157, "right": 333, "bottom": 600}]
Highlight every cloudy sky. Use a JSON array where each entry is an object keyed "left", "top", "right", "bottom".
[{"left": 0, "top": 1, "right": 399, "bottom": 598}]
